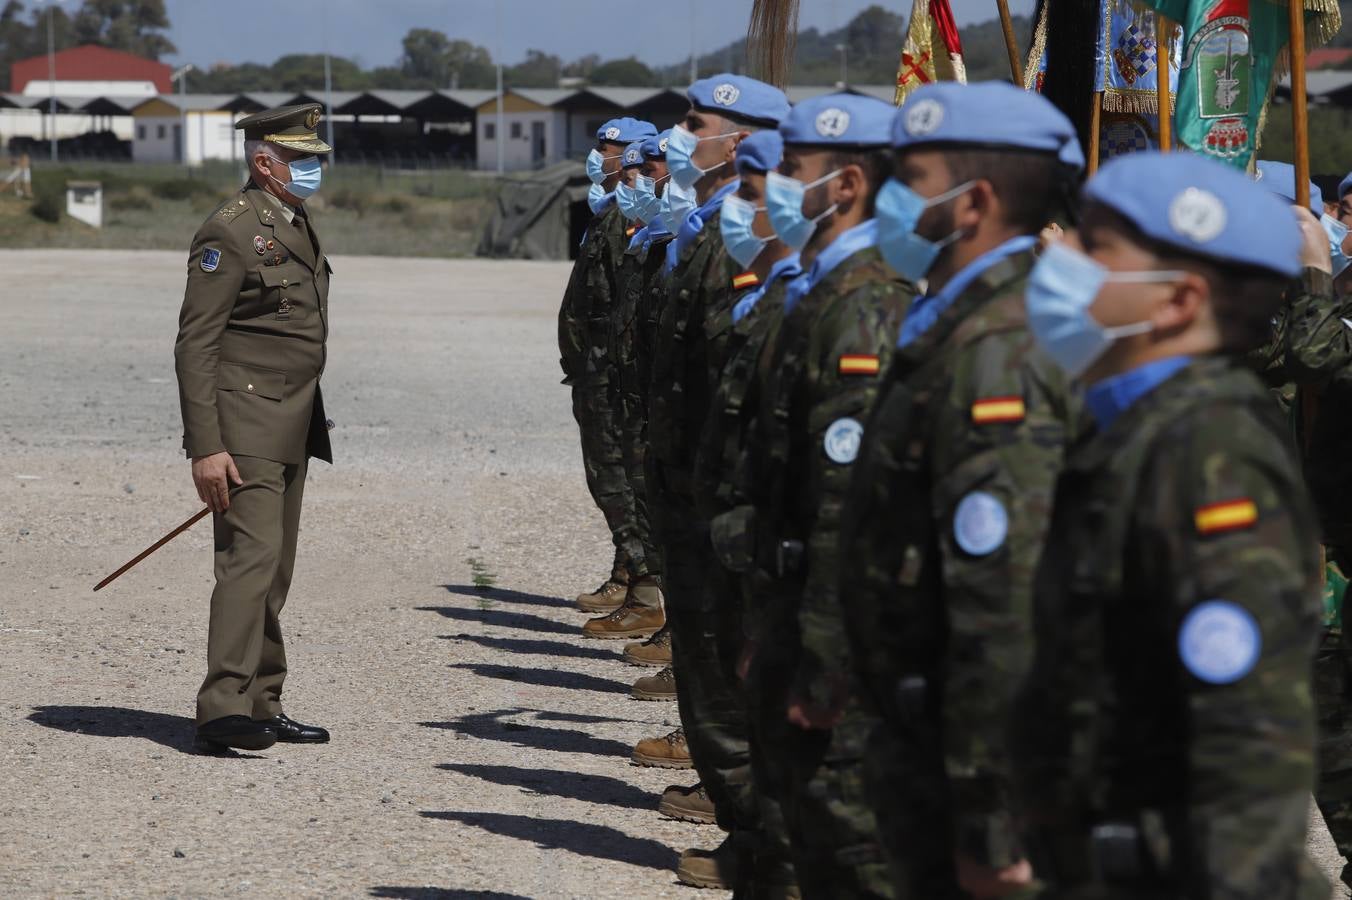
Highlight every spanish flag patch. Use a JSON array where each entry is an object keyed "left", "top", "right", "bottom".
[
  {"left": 838, "top": 354, "right": 880, "bottom": 376},
  {"left": 626, "top": 225, "right": 638, "bottom": 238},
  {"left": 733, "top": 272, "right": 761, "bottom": 290},
  {"left": 1194, "top": 499, "right": 1259, "bottom": 536},
  {"left": 971, "top": 396, "right": 1026, "bottom": 424}
]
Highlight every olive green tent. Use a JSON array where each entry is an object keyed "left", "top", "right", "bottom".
[{"left": 476, "top": 160, "right": 594, "bottom": 260}]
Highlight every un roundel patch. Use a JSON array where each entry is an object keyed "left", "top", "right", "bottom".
[
  {"left": 200, "top": 247, "right": 221, "bottom": 272},
  {"left": 953, "top": 491, "right": 1007, "bottom": 556},
  {"left": 1178, "top": 599, "right": 1261, "bottom": 685},
  {"left": 823, "top": 417, "right": 863, "bottom": 465}
]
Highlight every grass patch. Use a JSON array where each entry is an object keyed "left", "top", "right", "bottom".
[{"left": 465, "top": 555, "right": 498, "bottom": 608}]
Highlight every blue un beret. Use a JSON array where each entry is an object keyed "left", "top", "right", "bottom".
[
  {"left": 642, "top": 129, "right": 672, "bottom": 160},
  {"left": 1340, "top": 171, "right": 1352, "bottom": 200},
  {"left": 1255, "top": 160, "right": 1323, "bottom": 215},
  {"left": 597, "top": 117, "right": 658, "bottom": 144},
  {"left": 1086, "top": 151, "right": 1301, "bottom": 279},
  {"left": 622, "top": 141, "right": 645, "bottom": 168},
  {"left": 687, "top": 74, "right": 789, "bottom": 128},
  {"left": 735, "top": 130, "right": 784, "bottom": 175},
  {"left": 891, "top": 81, "right": 1084, "bottom": 169},
  {"left": 779, "top": 93, "right": 895, "bottom": 148}
]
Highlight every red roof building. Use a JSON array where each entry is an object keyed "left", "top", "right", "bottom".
[
  {"left": 1308, "top": 48, "right": 1352, "bottom": 71},
  {"left": 10, "top": 44, "right": 172, "bottom": 94}
]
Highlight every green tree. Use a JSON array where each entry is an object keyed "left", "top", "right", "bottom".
[
  {"left": 71, "top": 0, "right": 176, "bottom": 60},
  {"left": 401, "top": 27, "right": 451, "bottom": 86},
  {"left": 270, "top": 53, "right": 369, "bottom": 92},
  {"left": 506, "top": 49, "right": 561, "bottom": 88},
  {"left": 588, "top": 57, "right": 655, "bottom": 86}
]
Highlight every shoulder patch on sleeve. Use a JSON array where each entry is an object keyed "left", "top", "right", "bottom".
[
  {"left": 953, "top": 491, "right": 1008, "bottom": 556},
  {"left": 200, "top": 247, "right": 221, "bottom": 272},
  {"left": 838, "top": 354, "right": 880, "bottom": 376},
  {"left": 823, "top": 417, "right": 864, "bottom": 464},
  {"left": 971, "top": 396, "right": 1026, "bottom": 425},
  {"left": 1178, "top": 599, "right": 1261, "bottom": 684},
  {"left": 733, "top": 272, "right": 761, "bottom": 290},
  {"left": 1194, "top": 498, "right": 1258, "bottom": 536}
]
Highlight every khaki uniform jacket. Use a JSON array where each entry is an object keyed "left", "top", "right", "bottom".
[{"left": 175, "top": 184, "right": 333, "bottom": 465}]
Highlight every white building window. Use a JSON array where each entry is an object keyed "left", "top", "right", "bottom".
[
  {"left": 157, "top": 124, "right": 166, "bottom": 139},
  {"left": 484, "top": 122, "right": 495, "bottom": 140},
  {"left": 510, "top": 122, "right": 522, "bottom": 139},
  {"left": 136, "top": 124, "right": 146, "bottom": 140}
]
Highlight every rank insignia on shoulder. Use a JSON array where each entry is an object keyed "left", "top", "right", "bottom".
[
  {"left": 732, "top": 272, "right": 760, "bottom": 290},
  {"left": 1194, "top": 499, "right": 1258, "bottom": 535},
  {"left": 838, "top": 354, "right": 880, "bottom": 376},
  {"left": 218, "top": 199, "right": 246, "bottom": 220},
  {"left": 971, "top": 396, "right": 1026, "bottom": 424},
  {"left": 200, "top": 247, "right": 221, "bottom": 272}
]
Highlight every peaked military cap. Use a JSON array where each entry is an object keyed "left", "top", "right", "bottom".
[
  {"left": 780, "top": 93, "right": 894, "bottom": 149},
  {"left": 236, "top": 103, "right": 332, "bottom": 154},
  {"left": 1255, "top": 160, "right": 1323, "bottom": 215},
  {"left": 687, "top": 73, "right": 789, "bottom": 128},
  {"left": 1086, "top": 151, "right": 1301, "bottom": 279}
]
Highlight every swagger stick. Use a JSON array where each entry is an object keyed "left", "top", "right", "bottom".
[
  {"left": 94, "top": 486, "right": 242, "bottom": 592},
  {"left": 996, "top": 0, "right": 1025, "bottom": 85}
]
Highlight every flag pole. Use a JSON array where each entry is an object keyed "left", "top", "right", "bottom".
[
  {"left": 1088, "top": 92, "right": 1103, "bottom": 173},
  {"left": 1156, "top": 13, "right": 1172, "bottom": 151},
  {"left": 1288, "top": 0, "right": 1310, "bottom": 209},
  {"left": 995, "top": 0, "right": 1025, "bottom": 85}
]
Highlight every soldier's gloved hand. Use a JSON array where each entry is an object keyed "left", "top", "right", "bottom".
[
  {"left": 785, "top": 671, "right": 848, "bottom": 731},
  {"left": 954, "top": 854, "right": 1034, "bottom": 899},
  {"left": 1294, "top": 205, "right": 1333, "bottom": 275},
  {"left": 192, "top": 451, "right": 243, "bottom": 513}
]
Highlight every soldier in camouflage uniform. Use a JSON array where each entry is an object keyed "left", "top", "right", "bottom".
[
  {"left": 558, "top": 117, "right": 658, "bottom": 616},
  {"left": 829, "top": 83, "right": 1083, "bottom": 900},
  {"left": 1012, "top": 151, "right": 1327, "bottom": 899},
  {"left": 644, "top": 74, "right": 789, "bottom": 892},
  {"left": 1253, "top": 161, "right": 1352, "bottom": 890},
  {"left": 732, "top": 93, "right": 912, "bottom": 899},
  {"left": 684, "top": 130, "right": 803, "bottom": 888}
]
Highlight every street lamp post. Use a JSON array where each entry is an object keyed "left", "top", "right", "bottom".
[
  {"left": 323, "top": 1, "right": 335, "bottom": 165},
  {"left": 46, "top": 0, "right": 58, "bottom": 161},
  {"left": 495, "top": 0, "right": 504, "bottom": 175},
  {"left": 171, "top": 64, "right": 194, "bottom": 168}
]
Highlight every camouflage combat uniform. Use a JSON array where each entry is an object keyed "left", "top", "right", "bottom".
[
  {"left": 835, "top": 248, "right": 1074, "bottom": 897},
  {"left": 558, "top": 203, "right": 642, "bottom": 580},
  {"left": 1011, "top": 356, "right": 1327, "bottom": 899},
  {"left": 647, "top": 205, "right": 760, "bottom": 849},
  {"left": 695, "top": 263, "right": 802, "bottom": 891},
  {"left": 738, "top": 244, "right": 911, "bottom": 898}
]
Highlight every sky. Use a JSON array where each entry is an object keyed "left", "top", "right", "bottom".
[{"left": 154, "top": 0, "right": 1037, "bottom": 72}]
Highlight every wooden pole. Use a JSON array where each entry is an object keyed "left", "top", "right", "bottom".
[
  {"left": 1156, "top": 13, "right": 1172, "bottom": 151},
  {"left": 995, "top": 0, "right": 1025, "bottom": 86},
  {"left": 94, "top": 506, "right": 212, "bottom": 591},
  {"left": 1088, "top": 92, "right": 1103, "bottom": 174},
  {"left": 1289, "top": 0, "right": 1311, "bottom": 210}
]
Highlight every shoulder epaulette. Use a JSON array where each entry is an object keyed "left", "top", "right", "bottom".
[
  {"left": 217, "top": 197, "right": 249, "bottom": 222},
  {"left": 733, "top": 272, "right": 760, "bottom": 290}
]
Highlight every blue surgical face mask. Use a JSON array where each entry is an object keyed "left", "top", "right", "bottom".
[
  {"left": 666, "top": 124, "right": 739, "bottom": 190},
  {"left": 1026, "top": 242, "right": 1183, "bottom": 379},
  {"left": 587, "top": 183, "right": 611, "bottom": 215},
  {"left": 720, "top": 194, "right": 770, "bottom": 269},
  {"left": 875, "top": 177, "right": 975, "bottom": 281},
  {"left": 616, "top": 179, "right": 643, "bottom": 221},
  {"left": 665, "top": 177, "right": 699, "bottom": 230},
  {"left": 1321, "top": 213, "right": 1351, "bottom": 278},
  {"left": 765, "top": 169, "right": 841, "bottom": 252},
  {"left": 657, "top": 189, "right": 680, "bottom": 234},
  {"left": 586, "top": 148, "right": 622, "bottom": 186},
  {"left": 635, "top": 173, "right": 667, "bottom": 224},
  {"left": 268, "top": 154, "right": 322, "bottom": 201}
]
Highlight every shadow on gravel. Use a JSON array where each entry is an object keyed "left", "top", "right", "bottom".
[
  {"left": 440, "top": 632, "right": 619, "bottom": 662},
  {"left": 370, "top": 889, "right": 531, "bottom": 899},
  {"left": 28, "top": 705, "right": 195, "bottom": 753},
  {"left": 421, "top": 708, "right": 634, "bottom": 757},
  {"left": 416, "top": 606, "right": 577, "bottom": 636},
  {"left": 421, "top": 811, "right": 677, "bottom": 872},
  {"left": 436, "top": 762, "right": 656, "bottom": 811},
  {"left": 447, "top": 662, "right": 629, "bottom": 694},
  {"left": 441, "top": 584, "right": 569, "bottom": 610}
]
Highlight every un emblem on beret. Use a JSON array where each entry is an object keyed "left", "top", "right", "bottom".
[
  {"left": 904, "top": 99, "right": 944, "bottom": 137},
  {"left": 1168, "top": 187, "right": 1227, "bottom": 243},
  {"left": 604, "top": 126, "right": 621, "bottom": 141},
  {"left": 713, "top": 83, "right": 741, "bottom": 106},
  {"left": 305, "top": 108, "right": 321, "bottom": 129},
  {"left": 659, "top": 137, "right": 669, "bottom": 153},
  {"left": 624, "top": 147, "right": 641, "bottom": 165},
  {"left": 815, "top": 108, "right": 851, "bottom": 139}
]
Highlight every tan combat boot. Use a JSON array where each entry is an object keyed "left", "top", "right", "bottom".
[
  {"left": 658, "top": 782, "right": 716, "bottom": 825},
  {"left": 631, "top": 665, "right": 677, "bottom": 701},
  {"left": 582, "top": 597, "right": 665, "bottom": 640},
  {"left": 623, "top": 624, "right": 672, "bottom": 667},
  {"left": 575, "top": 573, "right": 628, "bottom": 614},
  {"left": 631, "top": 726, "right": 692, "bottom": 768},
  {"left": 676, "top": 835, "right": 740, "bottom": 890}
]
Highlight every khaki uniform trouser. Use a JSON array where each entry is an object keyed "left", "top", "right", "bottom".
[{"left": 196, "top": 454, "right": 307, "bottom": 725}]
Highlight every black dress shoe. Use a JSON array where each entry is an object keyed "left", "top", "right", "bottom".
[
  {"left": 195, "top": 715, "right": 277, "bottom": 752},
  {"left": 256, "top": 714, "right": 329, "bottom": 743}
]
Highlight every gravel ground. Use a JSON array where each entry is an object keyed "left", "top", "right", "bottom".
[{"left": 0, "top": 248, "right": 1346, "bottom": 899}]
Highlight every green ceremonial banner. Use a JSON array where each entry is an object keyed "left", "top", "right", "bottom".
[{"left": 1138, "top": 0, "right": 1340, "bottom": 169}]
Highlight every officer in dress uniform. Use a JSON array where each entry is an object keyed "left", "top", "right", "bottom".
[
  {"left": 1013, "top": 151, "right": 1328, "bottom": 898},
  {"left": 175, "top": 104, "right": 334, "bottom": 752}
]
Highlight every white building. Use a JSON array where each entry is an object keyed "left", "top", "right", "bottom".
[{"left": 131, "top": 95, "right": 241, "bottom": 164}]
